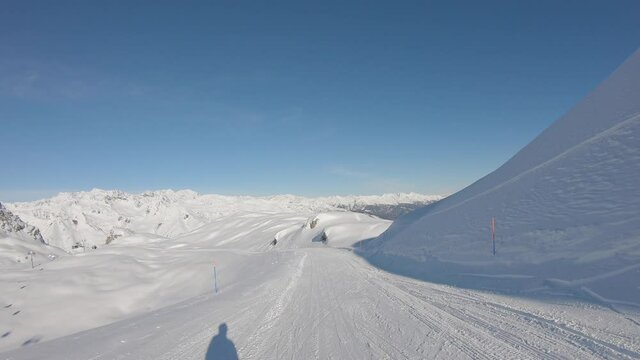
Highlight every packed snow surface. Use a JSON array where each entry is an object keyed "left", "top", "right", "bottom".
[{"left": 367, "top": 49, "right": 640, "bottom": 307}]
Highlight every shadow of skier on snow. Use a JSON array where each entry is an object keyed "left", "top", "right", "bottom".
[{"left": 205, "top": 323, "right": 238, "bottom": 360}]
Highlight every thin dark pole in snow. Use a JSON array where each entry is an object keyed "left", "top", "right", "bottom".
[
  {"left": 214, "top": 264, "right": 218, "bottom": 293},
  {"left": 491, "top": 217, "right": 496, "bottom": 256}
]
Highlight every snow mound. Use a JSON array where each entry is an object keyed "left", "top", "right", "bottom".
[
  {"left": 367, "top": 49, "right": 640, "bottom": 305},
  {"left": 277, "top": 212, "right": 392, "bottom": 249}
]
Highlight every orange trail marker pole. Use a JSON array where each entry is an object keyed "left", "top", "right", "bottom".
[{"left": 491, "top": 217, "right": 496, "bottom": 256}]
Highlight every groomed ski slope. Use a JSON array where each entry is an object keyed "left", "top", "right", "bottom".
[{"left": 2, "top": 231, "right": 639, "bottom": 360}]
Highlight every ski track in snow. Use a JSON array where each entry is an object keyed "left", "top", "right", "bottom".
[{"left": 3, "top": 246, "right": 639, "bottom": 360}]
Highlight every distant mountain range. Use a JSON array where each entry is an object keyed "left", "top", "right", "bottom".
[{"left": 4, "top": 190, "right": 442, "bottom": 250}]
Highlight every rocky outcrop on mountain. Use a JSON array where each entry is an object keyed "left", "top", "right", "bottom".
[{"left": 0, "top": 202, "right": 46, "bottom": 244}]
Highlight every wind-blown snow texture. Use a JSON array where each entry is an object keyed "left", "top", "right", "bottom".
[{"left": 368, "top": 49, "right": 640, "bottom": 306}]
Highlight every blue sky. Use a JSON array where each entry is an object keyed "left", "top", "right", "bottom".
[{"left": 1, "top": 1, "right": 639, "bottom": 201}]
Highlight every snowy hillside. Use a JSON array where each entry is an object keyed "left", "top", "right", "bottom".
[
  {"left": 5, "top": 190, "right": 439, "bottom": 251},
  {"left": 367, "top": 49, "right": 640, "bottom": 306}
]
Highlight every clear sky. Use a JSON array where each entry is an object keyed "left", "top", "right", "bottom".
[{"left": 1, "top": 1, "right": 639, "bottom": 202}]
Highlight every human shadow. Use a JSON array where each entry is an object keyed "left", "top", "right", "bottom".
[{"left": 205, "top": 323, "right": 238, "bottom": 360}]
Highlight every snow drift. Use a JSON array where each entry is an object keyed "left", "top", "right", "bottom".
[{"left": 366, "top": 49, "right": 640, "bottom": 306}]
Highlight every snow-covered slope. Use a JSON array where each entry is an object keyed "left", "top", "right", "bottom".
[
  {"left": 0, "top": 210, "right": 392, "bottom": 353},
  {"left": 5, "top": 190, "right": 438, "bottom": 251},
  {"left": 2, "top": 212, "right": 638, "bottom": 359},
  {"left": 367, "top": 49, "right": 640, "bottom": 305}
]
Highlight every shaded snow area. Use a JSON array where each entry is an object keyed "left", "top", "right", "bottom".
[
  {"left": 364, "top": 49, "right": 640, "bottom": 311},
  {"left": 1, "top": 50, "right": 640, "bottom": 359}
]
